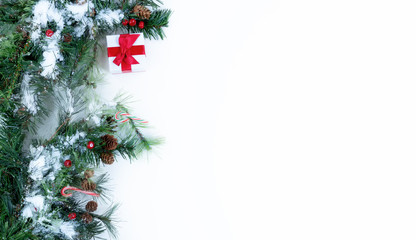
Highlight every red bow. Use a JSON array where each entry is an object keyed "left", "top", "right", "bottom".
[{"left": 107, "top": 34, "right": 145, "bottom": 72}]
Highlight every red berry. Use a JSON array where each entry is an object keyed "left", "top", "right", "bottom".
[
  {"left": 138, "top": 21, "right": 145, "bottom": 29},
  {"left": 129, "top": 19, "right": 136, "bottom": 26},
  {"left": 87, "top": 141, "right": 95, "bottom": 149},
  {"left": 64, "top": 160, "right": 72, "bottom": 168},
  {"left": 45, "top": 29, "right": 54, "bottom": 37},
  {"left": 68, "top": 213, "right": 76, "bottom": 220},
  {"left": 122, "top": 19, "right": 129, "bottom": 26}
]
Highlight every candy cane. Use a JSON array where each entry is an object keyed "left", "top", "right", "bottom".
[
  {"left": 61, "top": 186, "right": 100, "bottom": 197},
  {"left": 114, "top": 111, "right": 148, "bottom": 124}
]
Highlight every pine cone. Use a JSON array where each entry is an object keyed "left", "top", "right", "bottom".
[
  {"left": 16, "top": 26, "right": 28, "bottom": 39},
  {"left": 106, "top": 116, "right": 116, "bottom": 125},
  {"left": 16, "top": 25, "right": 23, "bottom": 33},
  {"left": 89, "top": 8, "right": 96, "bottom": 17},
  {"left": 100, "top": 152, "right": 115, "bottom": 165},
  {"left": 101, "top": 134, "right": 118, "bottom": 150},
  {"left": 17, "top": 107, "right": 26, "bottom": 116},
  {"left": 105, "top": 116, "right": 117, "bottom": 132},
  {"left": 81, "top": 179, "right": 96, "bottom": 191},
  {"left": 84, "top": 169, "right": 94, "bottom": 179},
  {"left": 81, "top": 212, "right": 93, "bottom": 223},
  {"left": 63, "top": 33, "right": 72, "bottom": 42},
  {"left": 85, "top": 201, "right": 98, "bottom": 212},
  {"left": 133, "top": 5, "right": 151, "bottom": 19}
]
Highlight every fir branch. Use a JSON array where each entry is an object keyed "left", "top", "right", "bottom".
[
  {"left": 91, "top": 204, "right": 120, "bottom": 239},
  {"left": 0, "top": 108, "right": 30, "bottom": 206},
  {"left": 126, "top": 8, "right": 172, "bottom": 40},
  {"left": 0, "top": 0, "right": 171, "bottom": 238},
  {"left": 0, "top": 32, "right": 30, "bottom": 99},
  {"left": 43, "top": 117, "right": 71, "bottom": 147},
  {"left": 0, "top": 208, "right": 38, "bottom": 240},
  {"left": 93, "top": 172, "right": 112, "bottom": 203}
]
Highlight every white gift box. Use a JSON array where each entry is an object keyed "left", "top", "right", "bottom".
[{"left": 106, "top": 34, "right": 146, "bottom": 73}]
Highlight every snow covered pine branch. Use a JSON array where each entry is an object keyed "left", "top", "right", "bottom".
[{"left": 0, "top": 0, "right": 170, "bottom": 239}]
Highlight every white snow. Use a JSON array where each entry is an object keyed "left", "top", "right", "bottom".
[
  {"left": 59, "top": 221, "right": 77, "bottom": 239},
  {"left": 29, "top": 145, "right": 45, "bottom": 158},
  {"left": 66, "top": 88, "right": 75, "bottom": 114},
  {"left": 27, "top": 146, "right": 63, "bottom": 181},
  {"left": 25, "top": 195, "right": 46, "bottom": 212},
  {"left": 41, "top": 37, "right": 63, "bottom": 78},
  {"left": 31, "top": 0, "right": 65, "bottom": 78},
  {"left": 21, "top": 205, "right": 34, "bottom": 218},
  {"left": 20, "top": 75, "right": 39, "bottom": 114},
  {"left": 35, "top": 219, "right": 78, "bottom": 239},
  {"left": 73, "top": 18, "right": 94, "bottom": 37},
  {"left": 31, "top": 0, "right": 97, "bottom": 78},
  {"left": 67, "top": 2, "right": 92, "bottom": 21},
  {"left": 30, "top": 0, "right": 126, "bottom": 78},
  {"left": 31, "top": 0, "right": 65, "bottom": 42},
  {"left": 46, "top": 147, "right": 64, "bottom": 181},
  {"left": 96, "top": 8, "right": 124, "bottom": 27},
  {"left": 90, "top": 115, "right": 101, "bottom": 125},
  {"left": 67, "top": 2, "right": 95, "bottom": 37},
  {"left": 28, "top": 154, "right": 46, "bottom": 181},
  {"left": 22, "top": 145, "right": 73, "bottom": 236},
  {"left": 21, "top": 195, "right": 45, "bottom": 219},
  {"left": 32, "top": 0, "right": 54, "bottom": 28},
  {"left": 64, "top": 131, "right": 87, "bottom": 146}
]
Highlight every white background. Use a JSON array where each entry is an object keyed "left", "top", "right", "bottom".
[{"left": 97, "top": 0, "right": 416, "bottom": 239}]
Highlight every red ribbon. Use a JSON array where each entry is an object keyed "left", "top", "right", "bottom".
[
  {"left": 107, "top": 34, "right": 145, "bottom": 72},
  {"left": 61, "top": 186, "right": 100, "bottom": 197}
]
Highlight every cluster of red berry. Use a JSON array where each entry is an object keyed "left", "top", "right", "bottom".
[
  {"left": 45, "top": 18, "right": 146, "bottom": 39},
  {"left": 122, "top": 19, "right": 145, "bottom": 29},
  {"left": 45, "top": 18, "right": 146, "bottom": 38},
  {"left": 65, "top": 140, "right": 95, "bottom": 220},
  {"left": 63, "top": 141, "right": 94, "bottom": 168}
]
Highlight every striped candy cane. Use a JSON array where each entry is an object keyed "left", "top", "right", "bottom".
[
  {"left": 61, "top": 186, "right": 100, "bottom": 197},
  {"left": 114, "top": 111, "right": 148, "bottom": 124}
]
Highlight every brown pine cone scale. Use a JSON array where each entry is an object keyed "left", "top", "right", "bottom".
[
  {"left": 86, "top": 201, "right": 98, "bottom": 212},
  {"left": 81, "top": 179, "right": 96, "bottom": 191},
  {"left": 81, "top": 212, "right": 93, "bottom": 223},
  {"left": 100, "top": 152, "right": 115, "bottom": 165},
  {"left": 63, "top": 33, "right": 72, "bottom": 42},
  {"left": 101, "top": 134, "right": 118, "bottom": 150},
  {"left": 133, "top": 5, "right": 151, "bottom": 19},
  {"left": 84, "top": 169, "right": 94, "bottom": 179}
]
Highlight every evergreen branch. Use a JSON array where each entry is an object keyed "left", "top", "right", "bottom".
[
  {"left": 0, "top": 205, "right": 38, "bottom": 240},
  {"left": 43, "top": 117, "right": 71, "bottom": 147},
  {"left": 91, "top": 204, "right": 120, "bottom": 240},
  {"left": 5, "top": 38, "right": 30, "bottom": 99},
  {"left": 129, "top": 117, "right": 150, "bottom": 148},
  {"left": 126, "top": 8, "right": 172, "bottom": 40},
  {"left": 0, "top": 0, "right": 170, "bottom": 238}
]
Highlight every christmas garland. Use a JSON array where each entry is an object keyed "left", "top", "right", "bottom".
[{"left": 0, "top": 0, "right": 171, "bottom": 239}]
